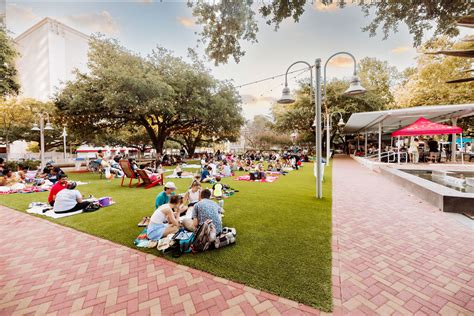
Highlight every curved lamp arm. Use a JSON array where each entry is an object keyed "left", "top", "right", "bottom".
[
  {"left": 283, "top": 61, "right": 313, "bottom": 103},
  {"left": 323, "top": 51, "right": 358, "bottom": 100}
]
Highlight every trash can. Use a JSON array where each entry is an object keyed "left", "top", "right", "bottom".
[{"left": 75, "top": 158, "right": 85, "bottom": 171}]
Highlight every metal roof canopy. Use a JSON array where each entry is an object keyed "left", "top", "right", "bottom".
[{"left": 343, "top": 104, "right": 474, "bottom": 134}]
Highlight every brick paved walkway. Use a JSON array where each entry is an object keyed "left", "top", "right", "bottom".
[
  {"left": 332, "top": 157, "right": 473, "bottom": 315},
  {"left": 0, "top": 206, "right": 319, "bottom": 316}
]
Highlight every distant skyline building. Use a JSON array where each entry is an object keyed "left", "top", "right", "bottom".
[
  {"left": 14, "top": 17, "right": 89, "bottom": 101},
  {"left": 0, "top": 0, "right": 5, "bottom": 28}
]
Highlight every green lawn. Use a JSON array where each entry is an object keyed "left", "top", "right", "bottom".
[{"left": 0, "top": 163, "right": 333, "bottom": 311}]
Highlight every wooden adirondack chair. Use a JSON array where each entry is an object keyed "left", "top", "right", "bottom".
[
  {"left": 136, "top": 170, "right": 164, "bottom": 189},
  {"left": 119, "top": 160, "right": 140, "bottom": 187}
]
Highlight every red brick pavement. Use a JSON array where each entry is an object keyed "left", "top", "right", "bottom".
[
  {"left": 332, "top": 157, "right": 474, "bottom": 315},
  {"left": 0, "top": 205, "right": 320, "bottom": 315}
]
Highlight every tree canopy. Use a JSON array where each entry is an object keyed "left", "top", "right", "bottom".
[
  {"left": 55, "top": 37, "right": 244, "bottom": 154},
  {"left": 273, "top": 56, "right": 398, "bottom": 150},
  {"left": 189, "top": 0, "right": 471, "bottom": 64},
  {"left": 0, "top": 27, "right": 20, "bottom": 99}
]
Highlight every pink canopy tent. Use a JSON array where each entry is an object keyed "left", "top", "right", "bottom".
[
  {"left": 391, "top": 117, "right": 464, "bottom": 164},
  {"left": 391, "top": 117, "right": 462, "bottom": 136}
]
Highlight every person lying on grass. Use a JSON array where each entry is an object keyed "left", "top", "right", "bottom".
[
  {"left": 147, "top": 195, "right": 192, "bottom": 240},
  {"left": 53, "top": 182, "right": 92, "bottom": 214},
  {"left": 48, "top": 174, "right": 68, "bottom": 206}
]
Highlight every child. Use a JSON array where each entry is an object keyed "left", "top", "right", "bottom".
[{"left": 212, "top": 176, "right": 225, "bottom": 209}]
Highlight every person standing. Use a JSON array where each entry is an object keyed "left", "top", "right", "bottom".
[{"left": 408, "top": 137, "right": 419, "bottom": 163}]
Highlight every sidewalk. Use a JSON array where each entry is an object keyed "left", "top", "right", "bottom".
[
  {"left": 0, "top": 205, "right": 319, "bottom": 316},
  {"left": 332, "top": 156, "right": 473, "bottom": 315}
]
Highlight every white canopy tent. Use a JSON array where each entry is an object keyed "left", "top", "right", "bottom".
[{"left": 343, "top": 104, "right": 474, "bottom": 162}]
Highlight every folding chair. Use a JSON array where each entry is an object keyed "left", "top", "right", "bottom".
[
  {"left": 136, "top": 170, "right": 164, "bottom": 189},
  {"left": 119, "top": 160, "right": 140, "bottom": 187}
]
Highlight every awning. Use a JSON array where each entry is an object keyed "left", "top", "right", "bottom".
[
  {"left": 344, "top": 104, "right": 474, "bottom": 134},
  {"left": 391, "top": 117, "right": 462, "bottom": 137}
]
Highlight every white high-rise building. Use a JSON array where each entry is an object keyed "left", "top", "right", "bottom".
[
  {"left": 0, "top": 0, "right": 5, "bottom": 27},
  {"left": 14, "top": 18, "right": 89, "bottom": 101}
]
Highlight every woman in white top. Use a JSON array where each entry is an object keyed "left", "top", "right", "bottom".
[
  {"left": 54, "top": 182, "right": 92, "bottom": 213},
  {"left": 408, "top": 137, "right": 419, "bottom": 164},
  {"left": 147, "top": 195, "right": 183, "bottom": 240},
  {"left": 183, "top": 181, "right": 201, "bottom": 207}
]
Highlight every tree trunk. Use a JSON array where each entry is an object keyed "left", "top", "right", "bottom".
[
  {"left": 5, "top": 134, "right": 9, "bottom": 161},
  {"left": 140, "top": 118, "right": 166, "bottom": 155}
]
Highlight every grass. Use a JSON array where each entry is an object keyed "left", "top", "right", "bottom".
[{"left": 0, "top": 162, "right": 333, "bottom": 311}]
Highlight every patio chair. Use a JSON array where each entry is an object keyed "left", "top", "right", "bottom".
[
  {"left": 136, "top": 169, "right": 164, "bottom": 189},
  {"left": 119, "top": 160, "right": 140, "bottom": 187}
]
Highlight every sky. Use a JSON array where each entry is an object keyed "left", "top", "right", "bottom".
[{"left": 4, "top": 0, "right": 462, "bottom": 119}]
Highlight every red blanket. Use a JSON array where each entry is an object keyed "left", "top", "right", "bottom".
[{"left": 234, "top": 175, "right": 279, "bottom": 183}]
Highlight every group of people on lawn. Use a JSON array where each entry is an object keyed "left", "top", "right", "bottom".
[
  {"left": 148, "top": 180, "right": 223, "bottom": 241},
  {"left": 0, "top": 159, "right": 66, "bottom": 189}
]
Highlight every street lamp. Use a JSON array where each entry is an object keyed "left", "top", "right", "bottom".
[
  {"left": 31, "top": 113, "right": 54, "bottom": 169},
  {"left": 278, "top": 60, "right": 322, "bottom": 198},
  {"left": 277, "top": 53, "right": 365, "bottom": 199},
  {"left": 324, "top": 52, "right": 366, "bottom": 160},
  {"left": 61, "top": 127, "right": 68, "bottom": 160}
]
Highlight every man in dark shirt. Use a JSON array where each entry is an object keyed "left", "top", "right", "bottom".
[{"left": 428, "top": 138, "right": 439, "bottom": 152}]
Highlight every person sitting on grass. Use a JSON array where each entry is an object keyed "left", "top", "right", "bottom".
[
  {"left": 0, "top": 158, "right": 4, "bottom": 173},
  {"left": 0, "top": 168, "right": 20, "bottom": 187},
  {"left": 183, "top": 180, "right": 202, "bottom": 208},
  {"left": 200, "top": 166, "right": 213, "bottom": 183},
  {"left": 191, "top": 189, "right": 223, "bottom": 235},
  {"left": 155, "top": 182, "right": 176, "bottom": 209},
  {"left": 212, "top": 176, "right": 225, "bottom": 208},
  {"left": 147, "top": 195, "right": 183, "bottom": 241},
  {"left": 40, "top": 163, "right": 53, "bottom": 179},
  {"left": 53, "top": 182, "right": 92, "bottom": 214},
  {"left": 48, "top": 174, "right": 68, "bottom": 206},
  {"left": 256, "top": 163, "right": 266, "bottom": 180},
  {"left": 48, "top": 167, "right": 65, "bottom": 184}
]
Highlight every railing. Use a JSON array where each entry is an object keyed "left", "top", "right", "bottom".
[{"left": 362, "top": 151, "right": 408, "bottom": 164}]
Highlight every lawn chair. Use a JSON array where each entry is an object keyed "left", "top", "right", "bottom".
[
  {"left": 119, "top": 160, "right": 140, "bottom": 187},
  {"left": 136, "top": 170, "right": 164, "bottom": 189}
]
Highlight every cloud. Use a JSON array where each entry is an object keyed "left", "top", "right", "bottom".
[
  {"left": 241, "top": 94, "right": 276, "bottom": 105},
  {"left": 391, "top": 46, "right": 412, "bottom": 54},
  {"left": 6, "top": 3, "right": 40, "bottom": 25},
  {"left": 176, "top": 16, "right": 194, "bottom": 28},
  {"left": 327, "top": 55, "right": 353, "bottom": 68},
  {"left": 313, "top": 2, "right": 339, "bottom": 12},
  {"left": 62, "top": 11, "right": 119, "bottom": 35}
]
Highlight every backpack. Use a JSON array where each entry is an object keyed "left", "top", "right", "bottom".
[
  {"left": 84, "top": 201, "right": 101, "bottom": 212},
  {"left": 192, "top": 219, "right": 216, "bottom": 252}
]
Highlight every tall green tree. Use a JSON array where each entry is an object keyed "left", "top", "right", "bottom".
[
  {"left": 56, "top": 37, "right": 244, "bottom": 154},
  {"left": 394, "top": 37, "right": 474, "bottom": 107},
  {"left": 0, "top": 27, "right": 20, "bottom": 99},
  {"left": 189, "top": 1, "right": 471, "bottom": 64},
  {"left": 170, "top": 80, "right": 244, "bottom": 156}
]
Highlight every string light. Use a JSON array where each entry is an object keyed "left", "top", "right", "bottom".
[{"left": 235, "top": 66, "right": 314, "bottom": 89}]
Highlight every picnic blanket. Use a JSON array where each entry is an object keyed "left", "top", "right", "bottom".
[
  {"left": 180, "top": 164, "right": 202, "bottom": 169},
  {"left": 26, "top": 198, "right": 114, "bottom": 219},
  {"left": 0, "top": 186, "right": 49, "bottom": 195},
  {"left": 26, "top": 203, "right": 83, "bottom": 219},
  {"left": 234, "top": 175, "right": 279, "bottom": 183},
  {"left": 166, "top": 174, "right": 195, "bottom": 179}
]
